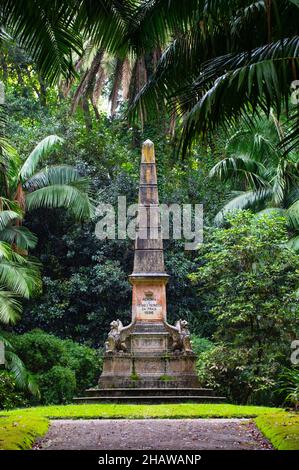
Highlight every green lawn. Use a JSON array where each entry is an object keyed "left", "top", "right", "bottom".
[{"left": 0, "top": 403, "right": 298, "bottom": 450}]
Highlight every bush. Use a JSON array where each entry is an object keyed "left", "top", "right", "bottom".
[
  {"left": 191, "top": 335, "right": 214, "bottom": 356},
  {"left": 11, "top": 330, "right": 66, "bottom": 373},
  {"left": 0, "top": 371, "right": 28, "bottom": 410},
  {"left": 197, "top": 344, "right": 284, "bottom": 405},
  {"left": 38, "top": 366, "right": 76, "bottom": 404},
  {"left": 62, "top": 339, "right": 102, "bottom": 393},
  {"left": 7, "top": 330, "right": 103, "bottom": 404},
  {"left": 277, "top": 367, "right": 299, "bottom": 409},
  {"left": 190, "top": 212, "right": 299, "bottom": 405}
]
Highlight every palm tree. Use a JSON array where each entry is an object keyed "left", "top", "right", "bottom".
[
  {"left": 209, "top": 115, "right": 299, "bottom": 247},
  {"left": 0, "top": 333, "right": 39, "bottom": 396},
  {"left": 0, "top": 1, "right": 133, "bottom": 84},
  {"left": 0, "top": 210, "right": 40, "bottom": 397},
  {"left": 0, "top": 130, "right": 93, "bottom": 321},
  {"left": 0, "top": 134, "right": 94, "bottom": 220},
  {"left": 65, "top": 40, "right": 161, "bottom": 126},
  {"left": 0, "top": 208, "right": 40, "bottom": 324},
  {"left": 127, "top": 0, "right": 299, "bottom": 155}
]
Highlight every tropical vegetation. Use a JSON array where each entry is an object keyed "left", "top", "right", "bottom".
[{"left": 0, "top": 0, "right": 298, "bottom": 452}]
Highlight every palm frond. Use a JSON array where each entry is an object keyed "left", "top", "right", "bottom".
[
  {"left": 76, "top": 0, "right": 135, "bottom": 53},
  {"left": 5, "top": 349, "right": 39, "bottom": 395},
  {"left": 209, "top": 155, "right": 268, "bottom": 190},
  {"left": 0, "top": 334, "right": 40, "bottom": 395},
  {"left": 0, "top": 259, "right": 40, "bottom": 298},
  {"left": 287, "top": 200, "right": 299, "bottom": 229},
  {"left": 286, "top": 235, "right": 299, "bottom": 251},
  {"left": 20, "top": 135, "right": 64, "bottom": 181},
  {"left": 225, "top": 126, "right": 280, "bottom": 165},
  {"left": 0, "top": 225, "right": 38, "bottom": 250},
  {"left": 0, "top": 290, "right": 21, "bottom": 324},
  {"left": 0, "top": 240, "right": 12, "bottom": 259},
  {"left": 0, "top": 0, "right": 83, "bottom": 83},
  {"left": 272, "top": 159, "right": 299, "bottom": 205},
  {"left": 25, "top": 184, "right": 94, "bottom": 220},
  {"left": 280, "top": 109, "right": 299, "bottom": 155},
  {"left": 177, "top": 36, "right": 299, "bottom": 153},
  {"left": 214, "top": 189, "right": 273, "bottom": 225},
  {"left": 0, "top": 210, "right": 22, "bottom": 230},
  {"left": 24, "top": 165, "right": 90, "bottom": 192}
]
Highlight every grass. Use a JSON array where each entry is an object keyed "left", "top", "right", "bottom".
[
  {"left": 255, "top": 412, "right": 299, "bottom": 450},
  {"left": 0, "top": 414, "right": 48, "bottom": 450},
  {"left": 0, "top": 403, "right": 298, "bottom": 450}
]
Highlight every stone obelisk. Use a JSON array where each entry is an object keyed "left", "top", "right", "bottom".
[
  {"left": 74, "top": 141, "right": 226, "bottom": 402},
  {"left": 130, "top": 139, "right": 169, "bottom": 327},
  {"left": 98, "top": 140, "right": 200, "bottom": 390}
]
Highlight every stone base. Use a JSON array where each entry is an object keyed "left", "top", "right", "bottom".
[
  {"left": 74, "top": 321, "right": 227, "bottom": 403},
  {"left": 99, "top": 351, "right": 200, "bottom": 389},
  {"left": 98, "top": 320, "right": 200, "bottom": 389}
]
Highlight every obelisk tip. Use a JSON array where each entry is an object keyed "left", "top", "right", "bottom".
[
  {"left": 142, "top": 139, "right": 155, "bottom": 163},
  {"left": 143, "top": 139, "right": 154, "bottom": 146}
]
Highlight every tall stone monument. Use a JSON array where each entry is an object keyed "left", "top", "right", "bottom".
[
  {"left": 75, "top": 141, "right": 225, "bottom": 403},
  {"left": 99, "top": 139, "right": 198, "bottom": 390}
]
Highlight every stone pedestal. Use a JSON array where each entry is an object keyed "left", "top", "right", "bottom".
[{"left": 99, "top": 321, "right": 199, "bottom": 389}]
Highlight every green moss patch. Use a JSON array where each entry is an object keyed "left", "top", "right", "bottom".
[
  {"left": 255, "top": 412, "right": 299, "bottom": 450},
  {"left": 0, "top": 414, "right": 49, "bottom": 450}
]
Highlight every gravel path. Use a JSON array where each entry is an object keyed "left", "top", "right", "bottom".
[{"left": 35, "top": 418, "right": 273, "bottom": 450}]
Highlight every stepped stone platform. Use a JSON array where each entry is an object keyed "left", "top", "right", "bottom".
[
  {"left": 74, "top": 388, "right": 226, "bottom": 404},
  {"left": 74, "top": 321, "right": 227, "bottom": 404}
]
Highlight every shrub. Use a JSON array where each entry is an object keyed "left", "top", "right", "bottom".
[
  {"left": 38, "top": 366, "right": 76, "bottom": 404},
  {"left": 191, "top": 335, "right": 214, "bottom": 356},
  {"left": 277, "top": 367, "right": 299, "bottom": 409},
  {"left": 11, "top": 329, "right": 66, "bottom": 373},
  {"left": 190, "top": 212, "right": 299, "bottom": 404},
  {"left": 8, "top": 330, "right": 103, "bottom": 404},
  {"left": 0, "top": 371, "right": 28, "bottom": 410},
  {"left": 197, "top": 344, "right": 284, "bottom": 405},
  {"left": 62, "top": 339, "right": 102, "bottom": 393}
]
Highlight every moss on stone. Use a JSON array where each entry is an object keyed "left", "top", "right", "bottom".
[
  {"left": 130, "top": 373, "right": 140, "bottom": 381},
  {"left": 159, "top": 375, "right": 173, "bottom": 382}
]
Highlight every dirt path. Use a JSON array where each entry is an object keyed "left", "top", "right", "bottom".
[{"left": 35, "top": 418, "right": 272, "bottom": 450}]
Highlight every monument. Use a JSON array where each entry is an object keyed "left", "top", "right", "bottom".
[{"left": 75, "top": 140, "right": 225, "bottom": 403}]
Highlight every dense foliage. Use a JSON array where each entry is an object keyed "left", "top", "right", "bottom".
[
  {"left": 0, "top": 1, "right": 298, "bottom": 409},
  {"left": 0, "top": 370, "right": 28, "bottom": 409},
  {"left": 6, "top": 329, "right": 102, "bottom": 405},
  {"left": 190, "top": 212, "right": 299, "bottom": 404}
]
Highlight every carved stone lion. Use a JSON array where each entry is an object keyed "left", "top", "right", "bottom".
[
  {"left": 163, "top": 319, "right": 193, "bottom": 353},
  {"left": 105, "top": 319, "right": 135, "bottom": 353}
]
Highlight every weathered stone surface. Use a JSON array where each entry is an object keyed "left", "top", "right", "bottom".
[
  {"left": 98, "top": 351, "right": 199, "bottom": 389},
  {"left": 133, "top": 250, "right": 165, "bottom": 274}
]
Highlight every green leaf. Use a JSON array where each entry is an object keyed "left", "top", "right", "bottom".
[
  {"left": 20, "top": 135, "right": 64, "bottom": 181},
  {"left": 287, "top": 200, "right": 299, "bottom": 229},
  {"left": 0, "top": 226, "right": 38, "bottom": 250},
  {"left": 0, "top": 291, "right": 21, "bottom": 324},
  {"left": 25, "top": 184, "right": 94, "bottom": 220},
  {"left": 0, "top": 210, "right": 22, "bottom": 230}
]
